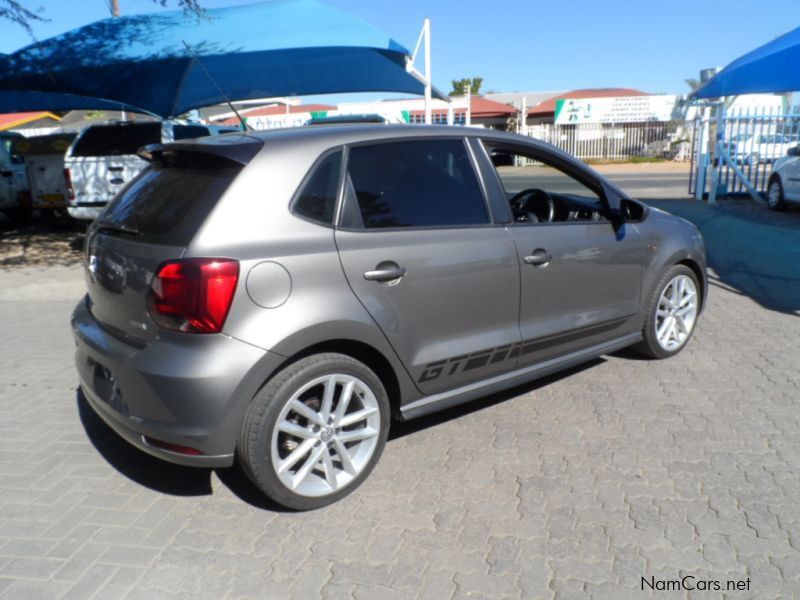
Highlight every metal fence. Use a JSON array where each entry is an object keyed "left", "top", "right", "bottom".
[
  {"left": 689, "top": 106, "right": 800, "bottom": 197},
  {"left": 523, "top": 121, "right": 691, "bottom": 161}
]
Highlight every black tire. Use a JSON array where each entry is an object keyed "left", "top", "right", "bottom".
[
  {"left": 237, "top": 353, "right": 390, "bottom": 510},
  {"left": 41, "top": 208, "right": 74, "bottom": 230},
  {"left": 633, "top": 265, "right": 701, "bottom": 359},
  {"left": 767, "top": 177, "right": 788, "bottom": 211},
  {"left": 1, "top": 206, "right": 33, "bottom": 223}
]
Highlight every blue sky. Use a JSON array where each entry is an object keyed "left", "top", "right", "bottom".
[{"left": 1, "top": 0, "right": 798, "bottom": 98}]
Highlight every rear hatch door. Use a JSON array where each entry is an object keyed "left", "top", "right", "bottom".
[{"left": 85, "top": 138, "right": 260, "bottom": 344}]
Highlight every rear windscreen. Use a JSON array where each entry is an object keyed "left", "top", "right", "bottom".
[
  {"left": 99, "top": 164, "right": 239, "bottom": 245},
  {"left": 72, "top": 123, "right": 161, "bottom": 157}
]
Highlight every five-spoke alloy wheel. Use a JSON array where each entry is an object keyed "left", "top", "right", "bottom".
[{"left": 238, "top": 353, "right": 389, "bottom": 510}]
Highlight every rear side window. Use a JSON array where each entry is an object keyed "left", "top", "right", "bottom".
[
  {"left": 173, "top": 125, "right": 210, "bottom": 140},
  {"left": 293, "top": 151, "right": 342, "bottom": 225},
  {"left": 347, "top": 139, "right": 488, "bottom": 228},
  {"left": 71, "top": 123, "right": 161, "bottom": 157},
  {"left": 99, "top": 165, "right": 239, "bottom": 245}
]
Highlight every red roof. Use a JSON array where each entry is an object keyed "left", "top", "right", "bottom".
[
  {"left": 409, "top": 96, "right": 516, "bottom": 119},
  {"left": 0, "top": 111, "right": 61, "bottom": 130},
  {"left": 218, "top": 103, "right": 335, "bottom": 125},
  {"left": 528, "top": 88, "right": 648, "bottom": 117}
]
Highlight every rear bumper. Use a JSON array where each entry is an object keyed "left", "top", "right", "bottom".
[{"left": 72, "top": 297, "right": 282, "bottom": 467}]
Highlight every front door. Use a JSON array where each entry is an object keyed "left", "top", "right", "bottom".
[
  {"left": 480, "top": 141, "right": 644, "bottom": 366},
  {"left": 335, "top": 138, "right": 522, "bottom": 395}
]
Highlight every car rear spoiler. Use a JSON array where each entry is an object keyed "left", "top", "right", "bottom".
[{"left": 137, "top": 134, "right": 263, "bottom": 167}]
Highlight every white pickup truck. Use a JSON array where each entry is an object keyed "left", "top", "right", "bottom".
[
  {"left": 65, "top": 121, "right": 214, "bottom": 221},
  {"left": 0, "top": 131, "right": 32, "bottom": 222}
]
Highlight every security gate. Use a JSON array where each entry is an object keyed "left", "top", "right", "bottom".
[{"left": 690, "top": 105, "right": 800, "bottom": 201}]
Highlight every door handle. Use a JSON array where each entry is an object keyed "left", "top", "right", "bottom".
[
  {"left": 364, "top": 264, "right": 406, "bottom": 282},
  {"left": 524, "top": 248, "right": 551, "bottom": 267},
  {"left": 108, "top": 166, "right": 124, "bottom": 172}
]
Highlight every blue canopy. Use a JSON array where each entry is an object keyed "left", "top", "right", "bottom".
[
  {"left": 694, "top": 26, "right": 800, "bottom": 98},
  {"left": 0, "top": 0, "right": 438, "bottom": 117}
]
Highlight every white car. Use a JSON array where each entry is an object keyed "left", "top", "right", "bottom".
[
  {"left": 0, "top": 131, "right": 32, "bottom": 222},
  {"left": 766, "top": 145, "right": 800, "bottom": 211},
  {"left": 65, "top": 121, "right": 213, "bottom": 221},
  {"left": 15, "top": 133, "right": 76, "bottom": 227},
  {"left": 727, "top": 133, "right": 798, "bottom": 165}
]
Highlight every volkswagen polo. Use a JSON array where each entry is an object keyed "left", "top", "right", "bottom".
[{"left": 72, "top": 125, "right": 707, "bottom": 510}]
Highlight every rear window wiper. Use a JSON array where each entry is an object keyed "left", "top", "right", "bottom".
[{"left": 95, "top": 221, "right": 141, "bottom": 236}]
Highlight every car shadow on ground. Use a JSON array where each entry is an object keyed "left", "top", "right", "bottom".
[
  {"left": 646, "top": 198, "right": 800, "bottom": 316},
  {"left": 76, "top": 359, "right": 607, "bottom": 511}
]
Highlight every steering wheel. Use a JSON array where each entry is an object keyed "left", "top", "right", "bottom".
[{"left": 509, "top": 188, "right": 555, "bottom": 223}]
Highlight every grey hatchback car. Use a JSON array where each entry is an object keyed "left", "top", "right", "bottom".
[{"left": 72, "top": 125, "right": 707, "bottom": 510}]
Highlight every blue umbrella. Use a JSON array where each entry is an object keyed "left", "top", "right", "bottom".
[
  {"left": 0, "top": 0, "right": 439, "bottom": 117},
  {"left": 693, "top": 26, "right": 800, "bottom": 98}
]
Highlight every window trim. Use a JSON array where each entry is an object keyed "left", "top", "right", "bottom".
[
  {"left": 477, "top": 139, "right": 614, "bottom": 227},
  {"left": 336, "top": 136, "right": 496, "bottom": 232},
  {"left": 288, "top": 146, "right": 345, "bottom": 228}
]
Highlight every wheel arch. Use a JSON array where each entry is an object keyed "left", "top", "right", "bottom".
[{"left": 275, "top": 339, "right": 404, "bottom": 420}]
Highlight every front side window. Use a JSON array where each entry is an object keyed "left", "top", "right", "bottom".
[
  {"left": 347, "top": 139, "right": 488, "bottom": 229},
  {"left": 485, "top": 145, "right": 606, "bottom": 224},
  {"left": 293, "top": 151, "right": 342, "bottom": 225}
]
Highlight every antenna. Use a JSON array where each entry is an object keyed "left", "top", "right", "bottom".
[{"left": 181, "top": 40, "right": 252, "bottom": 131}]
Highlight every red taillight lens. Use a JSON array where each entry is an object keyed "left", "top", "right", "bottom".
[
  {"left": 64, "top": 168, "right": 74, "bottom": 200},
  {"left": 148, "top": 258, "right": 239, "bottom": 334}
]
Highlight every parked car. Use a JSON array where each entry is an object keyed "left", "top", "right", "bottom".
[
  {"left": 0, "top": 131, "right": 32, "bottom": 222},
  {"left": 725, "top": 132, "right": 797, "bottom": 165},
  {"left": 766, "top": 144, "right": 800, "bottom": 210},
  {"left": 72, "top": 126, "right": 707, "bottom": 510},
  {"left": 14, "top": 133, "right": 77, "bottom": 228},
  {"left": 65, "top": 120, "right": 214, "bottom": 221}
]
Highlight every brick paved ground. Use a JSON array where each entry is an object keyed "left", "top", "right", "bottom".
[{"left": 1, "top": 200, "right": 799, "bottom": 599}]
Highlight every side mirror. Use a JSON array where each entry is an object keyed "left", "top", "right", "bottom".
[{"left": 788, "top": 146, "right": 800, "bottom": 157}]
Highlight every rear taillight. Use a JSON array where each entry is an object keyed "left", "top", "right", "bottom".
[
  {"left": 64, "top": 168, "right": 74, "bottom": 200},
  {"left": 147, "top": 258, "right": 239, "bottom": 334}
]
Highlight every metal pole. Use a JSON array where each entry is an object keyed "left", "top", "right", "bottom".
[
  {"left": 423, "top": 18, "right": 432, "bottom": 125},
  {"left": 464, "top": 81, "right": 471, "bottom": 127},
  {"left": 111, "top": 0, "right": 120, "bottom": 17}
]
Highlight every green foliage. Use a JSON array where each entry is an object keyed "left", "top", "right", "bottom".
[{"left": 449, "top": 77, "right": 484, "bottom": 97}]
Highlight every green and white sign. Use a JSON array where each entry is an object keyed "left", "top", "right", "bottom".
[{"left": 554, "top": 95, "right": 678, "bottom": 125}]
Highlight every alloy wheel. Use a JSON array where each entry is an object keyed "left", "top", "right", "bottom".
[
  {"left": 655, "top": 274, "right": 698, "bottom": 352},
  {"left": 270, "top": 373, "right": 380, "bottom": 497}
]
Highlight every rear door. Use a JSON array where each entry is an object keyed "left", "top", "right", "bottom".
[
  {"left": 335, "top": 138, "right": 521, "bottom": 395},
  {"left": 67, "top": 123, "right": 160, "bottom": 208},
  {"left": 479, "top": 141, "right": 643, "bottom": 367}
]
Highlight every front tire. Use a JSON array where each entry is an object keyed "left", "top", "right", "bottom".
[
  {"left": 633, "top": 265, "right": 700, "bottom": 359},
  {"left": 767, "top": 177, "right": 788, "bottom": 211},
  {"left": 238, "top": 353, "right": 389, "bottom": 510}
]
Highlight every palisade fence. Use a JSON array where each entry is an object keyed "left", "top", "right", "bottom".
[
  {"left": 523, "top": 121, "right": 693, "bottom": 162},
  {"left": 689, "top": 105, "right": 800, "bottom": 197}
]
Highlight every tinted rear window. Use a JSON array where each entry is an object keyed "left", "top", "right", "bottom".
[
  {"left": 292, "top": 151, "right": 341, "bottom": 225},
  {"left": 347, "top": 139, "right": 488, "bottom": 228},
  {"left": 72, "top": 123, "right": 161, "bottom": 157},
  {"left": 99, "top": 165, "right": 239, "bottom": 245}
]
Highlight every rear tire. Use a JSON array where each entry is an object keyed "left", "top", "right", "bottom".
[
  {"left": 41, "top": 208, "right": 74, "bottom": 229},
  {"left": 633, "top": 265, "right": 700, "bottom": 359},
  {"left": 238, "top": 353, "right": 389, "bottom": 510},
  {"left": 1, "top": 206, "right": 33, "bottom": 223},
  {"left": 767, "top": 177, "right": 788, "bottom": 211}
]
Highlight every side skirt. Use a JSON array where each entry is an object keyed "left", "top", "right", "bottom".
[{"left": 399, "top": 332, "right": 642, "bottom": 420}]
